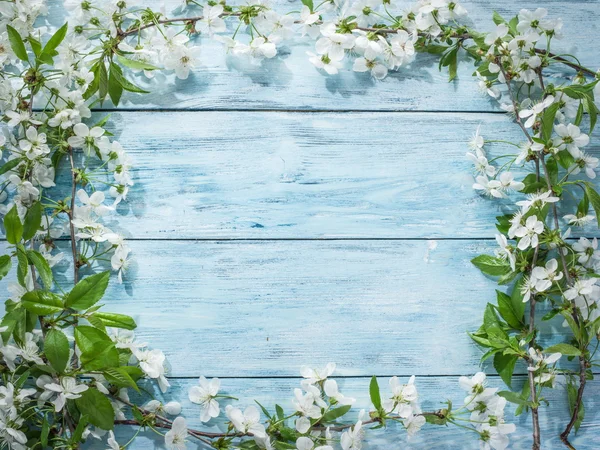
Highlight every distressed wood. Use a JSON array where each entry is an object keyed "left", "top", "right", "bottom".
[
  {"left": 46, "top": 111, "right": 599, "bottom": 239},
  {"left": 0, "top": 239, "right": 588, "bottom": 377},
  {"left": 44, "top": 0, "right": 600, "bottom": 111},
  {"left": 89, "top": 376, "right": 600, "bottom": 449}
]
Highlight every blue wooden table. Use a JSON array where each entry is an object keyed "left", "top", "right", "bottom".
[{"left": 29, "top": 0, "right": 600, "bottom": 448}]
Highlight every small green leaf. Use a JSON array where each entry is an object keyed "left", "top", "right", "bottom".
[
  {"left": 496, "top": 290, "right": 524, "bottom": 329},
  {"left": 23, "top": 201, "right": 43, "bottom": 241},
  {"left": 65, "top": 271, "right": 110, "bottom": 310},
  {"left": 544, "top": 343, "right": 580, "bottom": 356},
  {"left": 0, "top": 158, "right": 22, "bottom": 176},
  {"left": 471, "top": 255, "right": 511, "bottom": 276},
  {"left": 21, "top": 291, "right": 64, "bottom": 315},
  {"left": 90, "top": 312, "right": 136, "bottom": 330},
  {"left": 494, "top": 352, "right": 518, "bottom": 388},
  {"left": 6, "top": 25, "right": 28, "bottom": 62},
  {"left": 300, "top": 0, "right": 314, "bottom": 12},
  {"left": 108, "top": 67, "right": 123, "bottom": 106},
  {"left": 75, "top": 388, "right": 115, "bottom": 430},
  {"left": 584, "top": 183, "right": 600, "bottom": 227},
  {"left": 0, "top": 255, "right": 12, "bottom": 281},
  {"left": 4, "top": 205, "right": 23, "bottom": 245},
  {"left": 321, "top": 404, "right": 352, "bottom": 423},
  {"left": 369, "top": 376, "right": 382, "bottom": 410},
  {"left": 117, "top": 55, "right": 159, "bottom": 71},
  {"left": 541, "top": 102, "right": 560, "bottom": 141},
  {"left": 98, "top": 62, "right": 109, "bottom": 102},
  {"left": 103, "top": 367, "right": 140, "bottom": 392},
  {"left": 498, "top": 390, "right": 532, "bottom": 406},
  {"left": 75, "top": 326, "right": 119, "bottom": 371},
  {"left": 27, "top": 250, "right": 53, "bottom": 289},
  {"left": 492, "top": 11, "right": 506, "bottom": 25},
  {"left": 44, "top": 328, "right": 70, "bottom": 373},
  {"left": 41, "top": 23, "right": 68, "bottom": 58}
]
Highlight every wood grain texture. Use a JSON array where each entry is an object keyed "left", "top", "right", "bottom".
[
  {"left": 48, "top": 111, "right": 599, "bottom": 239},
  {"left": 45, "top": 0, "right": 600, "bottom": 111},
  {"left": 1, "top": 239, "right": 588, "bottom": 377},
  {"left": 88, "top": 376, "right": 600, "bottom": 449}
]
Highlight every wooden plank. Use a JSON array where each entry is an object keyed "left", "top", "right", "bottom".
[
  {"left": 1, "top": 239, "right": 583, "bottom": 377},
  {"left": 46, "top": 1, "right": 600, "bottom": 111},
  {"left": 94, "top": 376, "right": 600, "bottom": 449},
  {"left": 49, "top": 111, "right": 599, "bottom": 239}
]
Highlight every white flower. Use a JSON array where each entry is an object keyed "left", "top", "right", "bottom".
[
  {"left": 133, "top": 348, "right": 170, "bottom": 393},
  {"left": 198, "top": 4, "right": 226, "bottom": 35},
  {"left": 307, "top": 52, "right": 343, "bottom": 75},
  {"left": 67, "top": 123, "right": 105, "bottom": 156},
  {"left": 479, "top": 422, "right": 516, "bottom": 450},
  {"left": 514, "top": 215, "right": 544, "bottom": 250},
  {"left": 324, "top": 379, "right": 355, "bottom": 406},
  {"left": 383, "top": 375, "right": 419, "bottom": 418},
  {"left": 300, "top": 5, "right": 320, "bottom": 38},
  {"left": 404, "top": 414, "right": 426, "bottom": 438},
  {"left": 225, "top": 405, "right": 266, "bottom": 438},
  {"left": 5, "top": 110, "right": 41, "bottom": 128},
  {"left": 517, "top": 8, "right": 551, "bottom": 35},
  {"left": 145, "top": 400, "right": 182, "bottom": 416},
  {"left": 564, "top": 213, "right": 595, "bottom": 227},
  {"left": 458, "top": 372, "right": 497, "bottom": 406},
  {"left": 564, "top": 278, "right": 597, "bottom": 301},
  {"left": 496, "top": 172, "right": 524, "bottom": 192},
  {"left": 316, "top": 25, "right": 353, "bottom": 61},
  {"left": 106, "top": 431, "right": 119, "bottom": 450},
  {"left": 188, "top": 376, "right": 220, "bottom": 422},
  {"left": 485, "top": 24, "right": 508, "bottom": 46},
  {"left": 300, "top": 363, "right": 336, "bottom": 383},
  {"left": 340, "top": 412, "right": 364, "bottom": 450},
  {"left": 572, "top": 237, "right": 600, "bottom": 266},
  {"left": 467, "top": 152, "right": 495, "bottom": 176},
  {"left": 468, "top": 126, "right": 485, "bottom": 151},
  {"left": 516, "top": 190, "right": 559, "bottom": 212},
  {"left": 43, "top": 377, "right": 88, "bottom": 412},
  {"left": 164, "top": 46, "right": 202, "bottom": 80},
  {"left": 518, "top": 95, "right": 554, "bottom": 128},
  {"left": 19, "top": 126, "right": 49, "bottom": 160},
  {"left": 473, "top": 175, "right": 503, "bottom": 198},
  {"left": 293, "top": 388, "right": 322, "bottom": 419},
  {"left": 296, "top": 436, "right": 334, "bottom": 450},
  {"left": 495, "top": 234, "right": 516, "bottom": 271},
  {"left": 77, "top": 189, "right": 112, "bottom": 216},
  {"left": 235, "top": 37, "right": 277, "bottom": 59},
  {"left": 572, "top": 153, "right": 599, "bottom": 179},
  {"left": 553, "top": 123, "right": 589, "bottom": 158},
  {"left": 531, "top": 258, "right": 563, "bottom": 292},
  {"left": 352, "top": 57, "right": 388, "bottom": 80},
  {"left": 165, "top": 416, "right": 188, "bottom": 450}
]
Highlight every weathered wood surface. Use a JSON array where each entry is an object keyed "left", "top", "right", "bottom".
[
  {"left": 34, "top": 0, "right": 600, "bottom": 447},
  {"left": 47, "top": 111, "right": 599, "bottom": 239},
  {"left": 45, "top": 1, "right": 600, "bottom": 111},
  {"left": 96, "top": 377, "right": 600, "bottom": 449},
  {"left": 0, "top": 240, "right": 587, "bottom": 377}
]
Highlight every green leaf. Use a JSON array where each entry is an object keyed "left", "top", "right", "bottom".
[
  {"left": 583, "top": 94, "right": 598, "bottom": 133},
  {"left": 16, "top": 245, "right": 28, "bottom": 287},
  {"left": 108, "top": 67, "right": 123, "bottom": 106},
  {"left": 492, "top": 11, "right": 506, "bottom": 25},
  {"left": 494, "top": 352, "right": 518, "bottom": 388},
  {"left": 44, "top": 328, "right": 70, "bottom": 373},
  {"left": 27, "top": 250, "right": 53, "bottom": 289},
  {"left": 23, "top": 201, "right": 42, "bottom": 241},
  {"left": 117, "top": 55, "right": 159, "bottom": 71},
  {"left": 65, "top": 271, "right": 110, "bottom": 310},
  {"left": 90, "top": 312, "right": 136, "bottom": 330},
  {"left": 75, "top": 388, "right": 115, "bottom": 430},
  {"left": 275, "top": 404, "right": 284, "bottom": 420},
  {"left": 41, "top": 23, "right": 68, "bottom": 58},
  {"left": 255, "top": 400, "right": 272, "bottom": 419},
  {"left": 6, "top": 25, "right": 28, "bottom": 62},
  {"left": 74, "top": 325, "right": 119, "bottom": 371},
  {"left": 321, "top": 404, "right": 352, "bottom": 423},
  {"left": 103, "top": 367, "right": 140, "bottom": 392},
  {"left": 369, "top": 376, "right": 382, "bottom": 410},
  {"left": 300, "top": 0, "right": 314, "bottom": 12},
  {"left": 496, "top": 290, "right": 524, "bottom": 329},
  {"left": 0, "top": 158, "right": 22, "bottom": 176},
  {"left": 584, "top": 183, "right": 600, "bottom": 227},
  {"left": 98, "top": 62, "right": 109, "bottom": 102},
  {"left": 498, "top": 390, "right": 532, "bottom": 406},
  {"left": 471, "top": 255, "right": 511, "bottom": 276},
  {"left": 541, "top": 102, "right": 560, "bottom": 141},
  {"left": 71, "top": 414, "right": 88, "bottom": 443},
  {"left": 4, "top": 205, "right": 23, "bottom": 245},
  {"left": 544, "top": 343, "right": 580, "bottom": 356},
  {"left": 0, "top": 255, "right": 12, "bottom": 281},
  {"left": 41, "top": 415, "right": 50, "bottom": 447},
  {"left": 21, "top": 291, "right": 64, "bottom": 315}
]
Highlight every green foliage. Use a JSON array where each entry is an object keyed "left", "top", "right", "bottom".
[
  {"left": 321, "top": 405, "right": 352, "bottom": 423},
  {"left": 0, "top": 255, "right": 12, "bottom": 281},
  {"left": 369, "top": 375, "right": 382, "bottom": 411},
  {"left": 471, "top": 255, "right": 511, "bottom": 276},
  {"left": 74, "top": 326, "right": 119, "bottom": 370},
  {"left": 4, "top": 205, "right": 23, "bottom": 245},
  {"left": 6, "top": 25, "right": 28, "bottom": 62},
  {"left": 22, "top": 201, "right": 43, "bottom": 241},
  {"left": 544, "top": 343, "right": 581, "bottom": 356},
  {"left": 65, "top": 271, "right": 110, "bottom": 310},
  {"left": 44, "top": 328, "right": 70, "bottom": 373},
  {"left": 21, "top": 291, "right": 64, "bottom": 315},
  {"left": 75, "top": 389, "right": 115, "bottom": 430},
  {"left": 493, "top": 353, "right": 518, "bottom": 387}
]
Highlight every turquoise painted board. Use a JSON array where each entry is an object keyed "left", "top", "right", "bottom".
[{"left": 22, "top": 0, "right": 600, "bottom": 448}]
